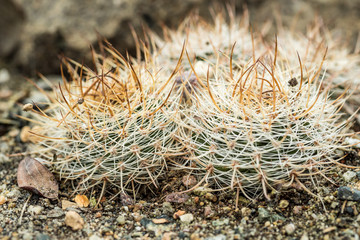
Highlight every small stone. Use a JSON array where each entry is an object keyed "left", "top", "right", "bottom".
[
  {"left": 205, "top": 234, "right": 227, "bottom": 240},
  {"left": 65, "top": 211, "right": 84, "bottom": 231},
  {"left": 190, "top": 233, "right": 201, "bottom": 240},
  {"left": 205, "top": 192, "right": 217, "bottom": 202},
  {"left": 193, "top": 187, "right": 212, "bottom": 196},
  {"left": 241, "top": 207, "right": 251, "bottom": 217},
  {"left": 88, "top": 235, "right": 103, "bottom": 240},
  {"left": 343, "top": 171, "right": 357, "bottom": 182},
  {"left": 162, "top": 202, "right": 174, "bottom": 215},
  {"left": 165, "top": 192, "right": 189, "bottom": 203},
  {"left": 116, "top": 215, "right": 126, "bottom": 225},
  {"left": 62, "top": 200, "right": 78, "bottom": 210},
  {"left": 293, "top": 206, "right": 302, "bottom": 215},
  {"left": 278, "top": 200, "right": 289, "bottom": 209},
  {"left": 120, "top": 192, "right": 134, "bottom": 206},
  {"left": 35, "top": 233, "right": 50, "bottom": 240},
  {"left": 300, "top": 232, "right": 309, "bottom": 240},
  {"left": 28, "top": 205, "right": 44, "bottom": 215},
  {"left": 182, "top": 175, "right": 197, "bottom": 187},
  {"left": 0, "top": 69, "right": 10, "bottom": 83},
  {"left": 163, "top": 232, "right": 176, "bottom": 240},
  {"left": 338, "top": 186, "right": 360, "bottom": 201},
  {"left": 285, "top": 223, "right": 296, "bottom": 235},
  {"left": 152, "top": 217, "right": 170, "bottom": 224},
  {"left": 356, "top": 171, "right": 360, "bottom": 180},
  {"left": 212, "top": 218, "right": 229, "bottom": 226},
  {"left": 258, "top": 208, "right": 270, "bottom": 222},
  {"left": 204, "top": 206, "right": 214, "bottom": 218},
  {"left": 95, "top": 212, "right": 102, "bottom": 218},
  {"left": 179, "top": 213, "right": 194, "bottom": 223},
  {"left": 330, "top": 202, "right": 339, "bottom": 209},
  {"left": 132, "top": 212, "right": 142, "bottom": 222},
  {"left": 47, "top": 208, "right": 64, "bottom": 218},
  {"left": 22, "top": 103, "right": 34, "bottom": 112},
  {"left": 6, "top": 189, "right": 21, "bottom": 199},
  {"left": 0, "top": 195, "right": 6, "bottom": 205},
  {"left": 22, "top": 232, "right": 33, "bottom": 240}
]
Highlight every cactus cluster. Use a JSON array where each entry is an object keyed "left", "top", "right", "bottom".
[{"left": 25, "top": 10, "right": 358, "bottom": 200}]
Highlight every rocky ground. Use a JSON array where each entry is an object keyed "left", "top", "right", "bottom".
[{"left": 0, "top": 72, "right": 360, "bottom": 240}]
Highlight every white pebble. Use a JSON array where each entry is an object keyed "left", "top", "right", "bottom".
[
  {"left": 179, "top": 213, "right": 194, "bottom": 223},
  {"left": 285, "top": 223, "right": 296, "bottom": 235}
]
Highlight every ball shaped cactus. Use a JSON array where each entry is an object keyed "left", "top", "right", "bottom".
[
  {"left": 25, "top": 9, "right": 358, "bottom": 200},
  {"left": 171, "top": 45, "right": 350, "bottom": 199},
  {"left": 27, "top": 45, "right": 185, "bottom": 193}
]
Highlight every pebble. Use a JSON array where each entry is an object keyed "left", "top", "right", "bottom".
[
  {"left": 343, "top": 171, "right": 357, "bottom": 182},
  {"left": 330, "top": 202, "right": 339, "bottom": 209},
  {"left": 258, "top": 208, "right": 270, "bottom": 222},
  {"left": 47, "top": 207, "right": 64, "bottom": 218},
  {"left": 182, "top": 175, "right": 197, "bottom": 187},
  {"left": 241, "top": 207, "right": 251, "bottom": 217},
  {"left": 212, "top": 218, "right": 229, "bottom": 226},
  {"left": 293, "top": 206, "right": 302, "bottom": 215},
  {"left": 6, "top": 189, "right": 21, "bottom": 199},
  {"left": 193, "top": 187, "right": 212, "bottom": 196},
  {"left": 28, "top": 205, "right": 44, "bottom": 215},
  {"left": 204, "top": 234, "right": 227, "bottom": 240},
  {"left": 165, "top": 192, "right": 189, "bottom": 203},
  {"left": 88, "top": 235, "right": 104, "bottom": 240},
  {"left": 62, "top": 200, "right": 78, "bottom": 210},
  {"left": 278, "top": 200, "right": 289, "bottom": 209},
  {"left": 338, "top": 186, "right": 360, "bottom": 201},
  {"left": 205, "top": 193, "right": 217, "bottom": 202},
  {"left": 0, "top": 69, "right": 10, "bottom": 83},
  {"left": 204, "top": 206, "right": 214, "bottom": 218},
  {"left": 116, "top": 215, "right": 126, "bottom": 225},
  {"left": 22, "top": 232, "right": 33, "bottom": 240},
  {"left": 356, "top": 171, "right": 360, "bottom": 180},
  {"left": 65, "top": 211, "right": 84, "bottom": 230},
  {"left": 0, "top": 195, "right": 6, "bottom": 205},
  {"left": 258, "top": 208, "right": 285, "bottom": 223},
  {"left": 35, "top": 233, "right": 50, "bottom": 240},
  {"left": 162, "top": 202, "right": 174, "bottom": 215},
  {"left": 300, "top": 232, "right": 309, "bottom": 240},
  {"left": 284, "top": 223, "right": 296, "bottom": 235},
  {"left": 179, "top": 213, "right": 194, "bottom": 223}
]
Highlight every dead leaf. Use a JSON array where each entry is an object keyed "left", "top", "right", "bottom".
[
  {"left": 152, "top": 218, "right": 170, "bottom": 224},
  {"left": 17, "top": 157, "right": 58, "bottom": 199},
  {"left": 173, "top": 210, "right": 186, "bottom": 219},
  {"left": 65, "top": 211, "right": 84, "bottom": 231},
  {"left": 74, "top": 195, "right": 89, "bottom": 208},
  {"left": 165, "top": 192, "right": 189, "bottom": 203}
]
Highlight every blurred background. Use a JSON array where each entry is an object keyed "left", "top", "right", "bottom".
[{"left": 1, "top": 0, "right": 359, "bottom": 77}]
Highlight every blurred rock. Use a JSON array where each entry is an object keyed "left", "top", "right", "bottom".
[
  {"left": 3, "top": 0, "right": 247, "bottom": 75},
  {"left": 0, "top": 0, "right": 25, "bottom": 57},
  {"left": 1, "top": 0, "right": 360, "bottom": 76}
]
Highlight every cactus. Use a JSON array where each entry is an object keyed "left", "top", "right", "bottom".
[
  {"left": 25, "top": 9, "right": 357, "bottom": 200},
  {"left": 171, "top": 45, "right": 350, "bottom": 199}
]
